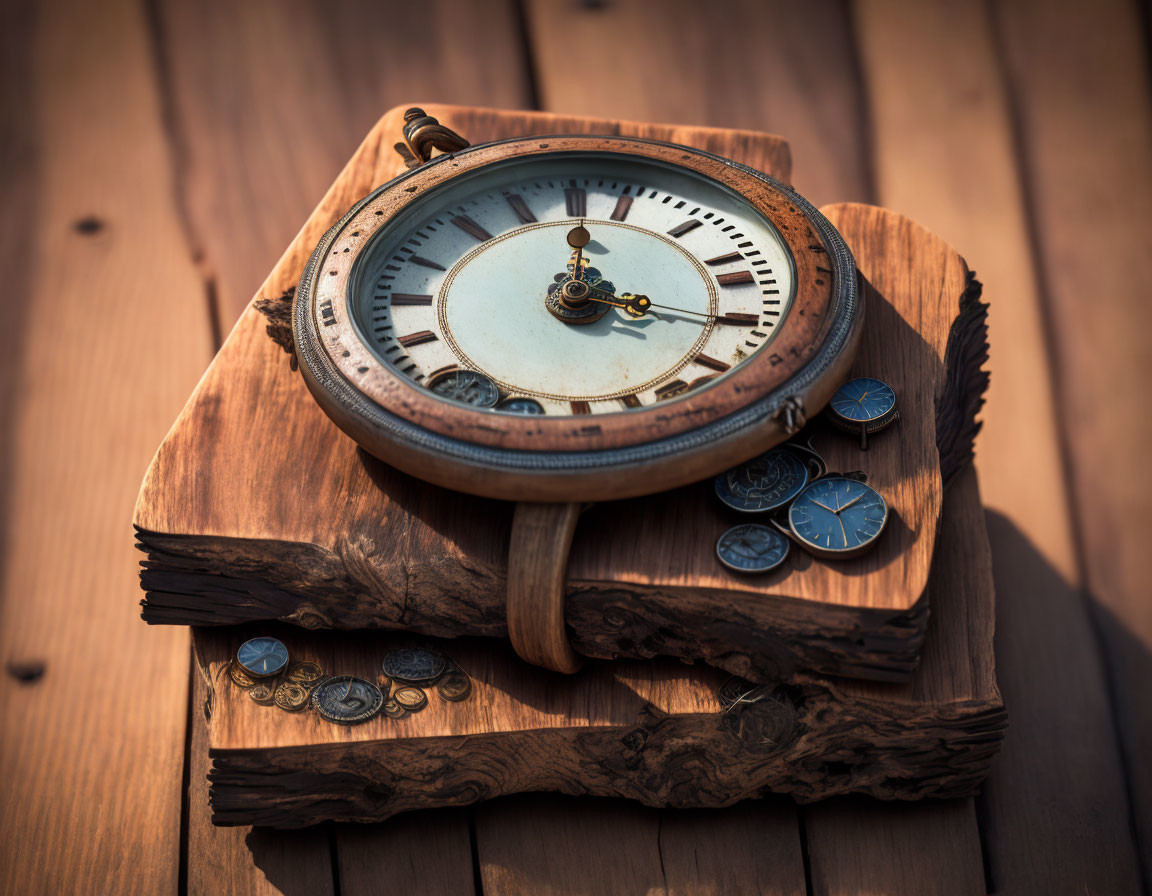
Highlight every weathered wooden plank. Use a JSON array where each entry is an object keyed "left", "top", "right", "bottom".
[
  {"left": 852, "top": 0, "right": 1144, "bottom": 890},
  {"left": 476, "top": 796, "right": 806, "bottom": 896},
  {"left": 992, "top": 1, "right": 1152, "bottom": 884},
  {"left": 805, "top": 799, "right": 984, "bottom": 896},
  {"left": 523, "top": 0, "right": 873, "bottom": 208},
  {"left": 187, "top": 648, "right": 335, "bottom": 896},
  {"left": 0, "top": 0, "right": 212, "bottom": 892},
  {"left": 153, "top": 0, "right": 532, "bottom": 327},
  {"left": 335, "top": 811, "right": 476, "bottom": 896}
]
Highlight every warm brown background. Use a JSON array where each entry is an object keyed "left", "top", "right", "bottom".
[{"left": 0, "top": 0, "right": 1149, "bottom": 893}]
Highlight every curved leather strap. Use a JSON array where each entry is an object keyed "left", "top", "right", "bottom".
[{"left": 506, "top": 501, "right": 584, "bottom": 674}]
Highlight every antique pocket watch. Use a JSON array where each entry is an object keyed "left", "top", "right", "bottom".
[
  {"left": 292, "top": 109, "right": 867, "bottom": 673},
  {"left": 293, "top": 110, "right": 864, "bottom": 503}
]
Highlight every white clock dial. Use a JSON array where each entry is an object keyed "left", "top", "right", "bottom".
[{"left": 349, "top": 154, "right": 795, "bottom": 416}]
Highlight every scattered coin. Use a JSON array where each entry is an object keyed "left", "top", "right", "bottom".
[
  {"left": 249, "top": 682, "right": 276, "bottom": 706},
  {"left": 714, "top": 448, "right": 810, "bottom": 513},
  {"left": 715, "top": 523, "right": 790, "bottom": 574},
  {"left": 437, "top": 670, "right": 473, "bottom": 703},
  {"left": 382, "top": 647, "right": 448, "bottom": 684},
  {"left": 393, "top": 686, "right": 428, "bottom": 713},
  {"left": 311, "top": 675, "right": 384, "bottom": 725},
  {"left": 236, "top": 636, "right": 290, "bottom": 678},
  {"left": 273, "top": 681, "right": 310, "bottom": 712},
  {"left": 383, "top": 698, "right": 407, "bottom": 719},
  {"left": 228, "top": 661, "right": 257, "bottom": 689},
  {"left": 285, "top": 661, "right": 324, "bottom": 686}
]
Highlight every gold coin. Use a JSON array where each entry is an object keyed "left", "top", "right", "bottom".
[
  {"left": 393, "top": 686, "right": 428, "bottom": 713},
  {"left": 273, "top": 681, "right": 310, "bottom": 712},
  {"left": 249, "top": 682, "right": 275, "bottom": 705},
  {"left": 229, "top": 661, "right": 257, "bottom": 689},
  {"left": 437, "top": 671, "right": 472, "bottom": 703},
  {"left": 285, "top": 661, "right": 324, "bottom": 686},
  {"left": 383, "top": 698, "right": 406, "bottom": 719}
]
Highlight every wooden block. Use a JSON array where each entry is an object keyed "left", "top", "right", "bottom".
[
  {"left": 133, "top": 106, "right": 987, "bottom": 684},
  {"left": 202, "top": 465, "right": 1001, "bottom": 828}
]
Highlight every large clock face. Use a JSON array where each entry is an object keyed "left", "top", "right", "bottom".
[
  {"left": 348, "top": 154, "right": 795, "bottom": 416},
  {"left": 297, "top": 135, "right": 860, "bottom": 502}
]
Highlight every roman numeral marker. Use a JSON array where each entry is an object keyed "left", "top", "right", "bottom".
[
  {"left": 397, "top": 330, "right": 438, "bottom": 348},
  {"left": 717, "top": 271, "right": 755, "bottom": 286},
  {"left": 565, "top": 187, "right": 587, "bottom": 217},
  {"left": 452, "top": 215, "right": 492, "bottom": 241},
  {"left": 705, "top": 251, "right": 743, "bottom": 266},
  {"left": 717, "top": 313, "right": 758, "bottom": 326},
  {"left": 667, "top": 219, "right": 702, "bottom": 238},
  {"left": 504, "top": 192, "right": 536, "bottom": 224},
  {"left": 570, "top": 400, "right": 591, "bottom": 415},
  {"left": 694, "top": 353, "right": 730, "bottom": 373},
  {"left": 390, "top": 293, "right": 434, "bottom": 306},
  {"left": 620, "top": 393, "right": 642, "bottom": 409},
  {"left": 610, "top": 196, "right": 633, "bottom": 221},
  {"left": 410, "top": 256, "right": 445, "bottom": 271}
]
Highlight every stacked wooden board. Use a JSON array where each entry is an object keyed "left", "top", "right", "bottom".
[{"left": 133, "top": 105, "right": 1004, "bottom": 827}]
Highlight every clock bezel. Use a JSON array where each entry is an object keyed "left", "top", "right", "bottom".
[{"left": 294, "top": 135, "right": 863, "bottom": 501}]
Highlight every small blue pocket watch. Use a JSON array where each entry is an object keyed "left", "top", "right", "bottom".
[
  {"left": 786, "top": 475, "right": 888, "bottom": 559},
  {"left": 827, "top": 377, "right": 898, "bottom": 450}
]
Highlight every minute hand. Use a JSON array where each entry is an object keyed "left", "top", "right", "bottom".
[{"left": 586, "top": 285, "right": 730, "bottom": 322}]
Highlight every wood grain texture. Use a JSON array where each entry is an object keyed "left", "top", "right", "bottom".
[
  {"left": 133, "top": 106, "right": 984, "bottom": 685},
  {"left": 200, "top": 464, "right": 999, "bottom": 828},
  {"left": 805, "top": 798, "right": 985, "bottom": 896},
  {"left": 187, "top": 651, "right": 335, "bottom": 896},
  {"left": 0, "top": 0, "right": 210, "bottom": 892},
  {"left": 153, "top": 0, "right": 532, "bottom": 327},
  {"left": 523, "top": 0, "right": 872, "bottom": 209},
  {"left": 993, "top": 0, "right": 1152, "bottom": 882},
  {"left": 334, "top": 811, "right": 476, "bottom": 896},
  {"left": 853, "top": 0, "right": 1146, "bottom": 890},
  {"left": 475, "top": 796, "right": 807, "bottom": 896}
]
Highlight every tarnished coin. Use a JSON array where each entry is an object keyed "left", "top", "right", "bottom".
[
  {"left": 393, "top": 686, "right": 428, "bottom": 713},
  {"left": 273, "top": 681, "right": 310, "bottom": 712},
  {"left": 236, "top": 636, "right": 290, "bottom": 678},
  {"left": 228, "top": 660, "right": 257, "bottom": 689},
  {"left": 249, "top": 682, "right": 276, "bottom": 706},
  {"left": 714, "top": 448, "right": 810, "bottom": 513},
  {"left": 383, "top": 698, "right": 407, "bottom": 719},
  {"left": 716, "top": 523, "right": 790, "bottom": 574},
  {"left": 285, "top": 661, "right": 324, "bottom": 686},
  {"left": 437, "top": 670, "right": 473, "bottom": 703},
  {"left": 311, "top": 676, "right": 383, "bottom": 725},
  {"left": 382, "top": 647, "right": 448, "bottom": 684}
]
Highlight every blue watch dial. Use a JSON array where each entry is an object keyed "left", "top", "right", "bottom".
[
  {"left": 237, "top": 637, "right": 290, "bottom": 678},
  {"left": 829, "top": 377, "right": 896, "bottom": 424},
  {"left": 788, "top": 476, "right": 887, "bottom": 557}
]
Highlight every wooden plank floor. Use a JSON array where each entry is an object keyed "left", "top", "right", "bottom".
[{"left": 1, "top": 0, "right": 1148, "bottom": 893}]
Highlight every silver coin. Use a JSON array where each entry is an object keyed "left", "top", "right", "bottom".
[
  {"left": 714, "top": 448, "right": 809, "bottom": 513},
  {"left": 716, "top": 524, "right": 790, "bottom": 574},
  {"left": 311, "top": 676, "right": 384, "bottom": 725},
  {"left": 382, "top": 647, "right": 448, "bottom": 684}
]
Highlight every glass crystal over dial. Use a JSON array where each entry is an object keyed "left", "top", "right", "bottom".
[{"left": 348, "top": 154, "right": 795, "bottom": 416}]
